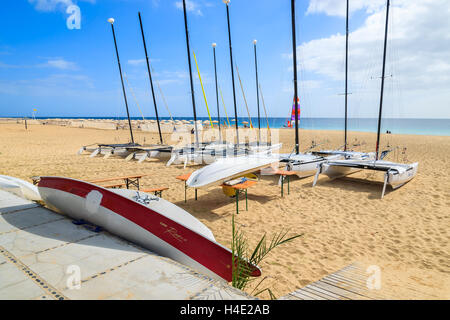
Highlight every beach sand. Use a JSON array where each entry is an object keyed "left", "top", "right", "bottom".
[{"left": 0, "top": 122, "right": 448, "bottom": 299}]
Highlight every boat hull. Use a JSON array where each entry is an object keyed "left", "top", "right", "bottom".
[
  {"left": 321, "top": 164, "right": 361, "bottom": 180},
  {"left": 187, "top": 155, "right": 279, "bottom": 188},
  {"left": 320, "top": 160, "right": 419, "bottom": 191},
  {"left": 38, "top": 177, "right": 260, "bottom": 281},
  {"left": 80, "top": 147, "right": 132, "bottom": 158},
  {"left": 388, "top": 162, "right": 419, "bottom": 189},
  {"left": 0, "top": 175, "right": 41, "bottom": 201},
  {"left": 287, "top": 154, "right": 341, "bottom": 178}
]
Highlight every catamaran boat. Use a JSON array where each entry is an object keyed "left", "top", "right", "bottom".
[
  {"left": 166, "top": 142, "right": 282, "bottom": 167},
  {"left": 313, "top": 159, "right": 418, "bottom": 198},
  {"left": 274, "top": 147, "right": 375, "bottom": 179},
  {"left": 186, "top": 152, "right": 280, "bottom": 189},
  {"left": 311, "top": 0, "right": 418, "bottom": 198}
]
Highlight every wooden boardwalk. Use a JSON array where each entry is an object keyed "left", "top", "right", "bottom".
[{"left": 280, "top": 263, "right": 386, "bottom": 300}]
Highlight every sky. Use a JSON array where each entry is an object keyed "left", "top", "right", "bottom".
[{"left": 0, "top": 0, "right": 449, "bottom": 119}]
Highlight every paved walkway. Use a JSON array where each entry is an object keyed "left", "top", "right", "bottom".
[{"left": 0, "top": 190, "right": 253, "bottom": 300}]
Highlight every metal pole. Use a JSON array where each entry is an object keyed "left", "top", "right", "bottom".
[
  {"left": 212, "top": 43, "right": 222, "bottom": 142},
  {"left": 291, "top": 0, "right": 299, "bottom": 154},
  {"left": 253, "top": 40, "right": 261, "bottom": 145},
  {"left": 108, "top": 19, "right": 135, "bottom": 145},
  {"left": 138, "top": 12, "right": 163, "bottom": 145},
  {"left": 224, "top": 0, "right": 239, "bottom": 146},
  {"left": 376, "top": 0, "right": 390, "bottom": 160},
  {"left": 344, "top": 0, "right": 349, "bottom": 151},
  {"left": 182, "top": 0, "right": 199, "bottom": 147}
]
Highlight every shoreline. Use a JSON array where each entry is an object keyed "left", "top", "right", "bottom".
[{"left": 1, "top": 117, "right": 449, "bottom": 138}]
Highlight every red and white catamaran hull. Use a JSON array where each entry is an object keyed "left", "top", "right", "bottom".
[{"left": 38, "top": 176, "right": 260, "bottom": 282}]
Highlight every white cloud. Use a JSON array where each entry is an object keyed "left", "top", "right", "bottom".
[
  {"left": 128, "top": 59, "right": 146, "bottom": 66},
  {"left": 306, "top": 0, "right": 385, "bottom": 17},
  {"left": 28, "top": 0, "right": 95, "bottom": 12},
  {"left": 0, "top": 74, "right": 94, "bottom": 97},
  {"left": 0, "top": 58, "right": 77, "bottom": 70},
  {"left": 155, "top": 70, "right": 189, "bottom": 85},
  {"left": 175, "top": 0, "right": 203, "bottom": 16},
  {"left": 125, "top": 69, "right": 189, "bottom": 87},
  {"left": 41, "top": 58, "right": 77, "bottom": 70},
  {"left": 289, "top": 0, "right": 450, "bottom": 118},
  {"left": 0, "top": 62, "right": 23, "bottom": 69},
  {"left": 128, "top": 58, "right": 161, "bottom": 66}
]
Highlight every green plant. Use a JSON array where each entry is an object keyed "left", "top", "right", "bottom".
[{"left": 231, "top": 214, "right": 303, "bottom": 299}]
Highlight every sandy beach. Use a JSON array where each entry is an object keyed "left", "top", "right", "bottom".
[{"left": 0, "top": 121, "right": 448, "bottom": 299}]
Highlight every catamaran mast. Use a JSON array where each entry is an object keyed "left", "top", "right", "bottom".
[
  {"left": 212, "top": 43, "right": 222, "bottom": 142},
  {"left": 253, "top": 39, "right": 261, "bottom": 145},
  {"left": 344, "top": 0, "right": 349, "bottom": 151},
  {"left": 138, "top": 12, "right": 163, "bottom": 145},
  {"left": 182, "top": 0, "right": 199, "bottom": 147},
  {"left": 376, "top": 0, "right": 390, "bottom": 160},
  {"left": 291, "top": 0, "right": 299, "bottom": 154},
  {"left": 224, "top": 0, "right": 239, "bottom": 146},
  {"left": 108, "top": 18, "right": 135, "bottom": 145}
]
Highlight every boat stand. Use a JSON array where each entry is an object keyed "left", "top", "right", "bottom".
[
  {"left": 235, "top": 188, "right": 248, "bottom": 215},
  {"left": 125, "top": 177, "right": 140, "bottom": 190},
  {"left": 276, "top": 170, "right": 297, "bottom": 197},
  {"left": 176, "top": 173, "right": 197, "bottom": 203},
  {"left": 221, "top": 181, "right": 257, "bottom": 214},
  {"left": 381, "top": 172, "right": 389, "bottom": 199}
]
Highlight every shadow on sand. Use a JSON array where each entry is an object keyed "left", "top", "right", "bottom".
[{"left": 173, "top": 184, "right": 278, "bottom": 223}]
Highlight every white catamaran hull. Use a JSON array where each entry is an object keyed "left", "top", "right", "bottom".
[
  {"left": 317, "top": 160, "right": 419, "bottom": 197},
  {"left": 287, "top": 154, "right": 342, "bottom": 178},
  {"left": 79, "top": 147, "right": 132, "bottom": 158},
  {"left": 385, "top": 162, "right": 419, "bottom": 189},
  {"left": 187, "top": 154, "right": 279, "bottom": 189},
  {"left": 167, "top": 143, "right": 282, "bottom": 167},
  {"left": 308, "top": 151, "right": 376, "bottom": 181}
]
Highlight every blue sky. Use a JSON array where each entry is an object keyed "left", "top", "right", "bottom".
[{"left": 1, "top": 0, "right": 449, "bottom": 119}]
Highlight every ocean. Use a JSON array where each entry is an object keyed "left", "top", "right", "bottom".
[{"left": 9, "top": 116, "right": 450, "bottom": 136}]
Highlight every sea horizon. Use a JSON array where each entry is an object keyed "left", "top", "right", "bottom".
[{"left": 2, "top": 116, "right": 449, "bottom": 136}]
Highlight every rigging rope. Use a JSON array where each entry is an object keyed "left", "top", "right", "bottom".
[
  {"left": 258, "top": 82, "right": 271, "bottom": 137},
  {"left": 235, "top": 64, "right": 254, "bottom": 128},
  {"left": 193, "top": 51, "right": 214, "bottom": 129},
  {"left": 148, "top": 63, "right": 175, "bottom": 126},
  {"left": 219, "top": 85, "right": 231, "bottom": 127},
  {"left": 123, "top": 73, "right": 145, "bottom": 121},
  {"left": 154, "top": 79, "right": 174, "bottom": 123}
]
